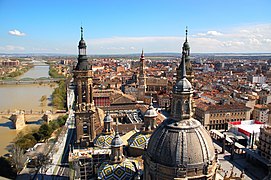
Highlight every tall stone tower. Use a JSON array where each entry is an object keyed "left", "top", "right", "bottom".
[
  {"left": 137, "top": 49, "right": 147, "bottom": 101},
  {"left": 73, "top": 27, "right": 96, "bottom": 146},
  {"left": 176, "top": 27, "right": 194, "bottom": 84}
]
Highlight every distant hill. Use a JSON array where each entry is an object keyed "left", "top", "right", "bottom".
[{"left": 1, "top": 52, "right": 271, "bottom": 59}]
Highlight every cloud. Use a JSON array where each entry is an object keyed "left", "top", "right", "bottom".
[
  {"left": 0, "top": 45, "right": 25, "bottom": 51},
  {"left": 206, "top": 31, "right": 223, "bottom": 36},
  {"left": 195, "top": 31, "right": 223, "bottom": 37},
  {"left": 85, "top": 24, "right": 271, "bottom": 54},
  {"left": 8, "top": 29, "right": 26, "bottom": 36}
]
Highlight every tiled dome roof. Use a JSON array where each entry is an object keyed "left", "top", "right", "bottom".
[
  {"left": 98, "top": 159, "right": 138, "bottom": 180},
  {"left": 93, "top": 133, "right": 114, "bottom": 148},
  {"left": 128, "top": 132, "right": 151, "bottom": 150}
]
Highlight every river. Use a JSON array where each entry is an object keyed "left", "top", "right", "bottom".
[{"left": 0, "top": 63, "right": 56, "bottom": 156}]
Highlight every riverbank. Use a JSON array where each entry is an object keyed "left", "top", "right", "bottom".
[
  {"left": 0, "top": 116, "right": 40, "bottom": 156},
  {"left": 0, "top": 65, "right": 33, "bottom": 80}
]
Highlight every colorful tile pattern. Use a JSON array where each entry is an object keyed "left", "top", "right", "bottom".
[
  {"left": 98, "top": 159, "right": 137, "bottom": 180},
  {"left": 94, "top": 133, "right": 114, "bottom": 148},
  {"left": 128, "top": 132, "right": 151, "bottom": 150}
]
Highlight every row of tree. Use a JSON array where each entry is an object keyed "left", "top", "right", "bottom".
[
  {"left": 49, "top": 65, "right": 65, "bottom": 78},
  {"left": 52, "top": 80, "right": 67, "bottom": 110}
]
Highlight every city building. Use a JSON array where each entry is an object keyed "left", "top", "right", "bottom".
[
  {"left": 195, "top": 103, "right": 251, "bottom": 130},
  {"left": 1, "top": 59, "right": 20, "bottom": 67},
  {"left": 253, "top": 104, "right": 269, "bottom": 123},
  {"left": 258, "top": 125, "right": 271, "bottom": 161}
]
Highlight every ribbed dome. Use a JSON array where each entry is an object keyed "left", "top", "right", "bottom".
[
  {"left": 174, "top": 78, "right": 192, "bottom": 93},
  {"left": 146, "top": 118, "right": 216, "bottom": 171}
]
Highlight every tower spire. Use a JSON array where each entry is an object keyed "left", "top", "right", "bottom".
[
  {"left": 181, "top": 51, "right": 187, "bottom": 79},
  {"left": 185, "top": 26, "right": 188, "bottom": 42},
  {"left": 141, "top": 49, "right": 144, "bottom": 58},
  {"left": 81, "top": 26, "right": 83, "bottom": 40}
]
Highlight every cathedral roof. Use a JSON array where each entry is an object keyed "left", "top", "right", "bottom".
[
  {"left": 93, "top": 133, "right": 114, "bottom": 149},
  {"left": 128, "top": 132, "right": 151, "bottom": 150},
  {"left": 98, "top": 159, "right": 138, "bottom": 180},
  {"left": 146, "top": 118, "right": 216, "bottom": 170}
]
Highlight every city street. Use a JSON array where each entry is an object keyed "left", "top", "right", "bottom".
[{"left": 213, "top": 140, "right": 267, "bottom": 180}]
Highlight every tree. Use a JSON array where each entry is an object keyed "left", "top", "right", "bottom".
[
  {"left": 15, "top": 134, "right": 37, "bottom": 151},
  {"left": 9, "top": 144, "right": 25, "bottom": 174},
  {"left": 38, "top": 123, "right": 53, "bottom": 140},
  {"left": 0, "top": 156, "right": 16, "bottom": 179}
]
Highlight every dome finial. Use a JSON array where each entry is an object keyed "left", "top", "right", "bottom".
[
  {"left": 185, "top": 26, "right": 188, "bottom": 42},
  {"left": 81, "top": 26, "right": 84, "bottom": 40},
  {"left": 141, "top": 49, "right": 144, "bottom": 58},
  {"left": 150, "top": 94, "right": 153, "bottom": 106},
  {"left": 116, "top": 117, "right": 119, "bottom": 134}
]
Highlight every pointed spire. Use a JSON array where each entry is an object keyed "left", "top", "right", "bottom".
[
  {"left": 141, "top": 49, "right": 144, "bottom": 58},
  {"left": 115, "top": 117, "right": 120, "bottom": 136},
  {"left": 80, "top": 26, "right": 84, "bottom": 40},
  {"left": 185, "top": 26, "right": 188, "bottom": 42},
  {"left": 150, "top": 94, "right": 153, "bottom": 107},
  {"left": 181, "top": 54, "right": 187, "bottom": 79}
]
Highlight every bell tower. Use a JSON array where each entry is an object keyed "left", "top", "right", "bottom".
[
  {"left": 171, "top": 29, "right": 193, "bottom": 121},
  {"left": 176, "top": 27, "right": 194, "bottom": 84},
  {"left": 73, "top": 27, "right": 96, "bottom": 146},
  {"left": 137, "top": 49, "right": 147, "bottom": 101}
]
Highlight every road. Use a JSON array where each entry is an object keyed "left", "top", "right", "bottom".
[
  {"left": 43, "top": 81, "right": 76, "bottom": 179},
  {"left": 213, "top": 139, "right": 267, "bottom": 180}
]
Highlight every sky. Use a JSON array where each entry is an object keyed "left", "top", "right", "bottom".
[{"left": 0, "top": 0, "right": 271, "bottom": 54}]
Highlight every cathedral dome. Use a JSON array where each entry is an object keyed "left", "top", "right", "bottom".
[{"left": 145, "top": 118, "right": 216, "bottom": 179}]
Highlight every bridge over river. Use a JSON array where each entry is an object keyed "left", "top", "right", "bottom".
[{"left": 0, "top": 77, "right": 66, "bottom": 85}]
